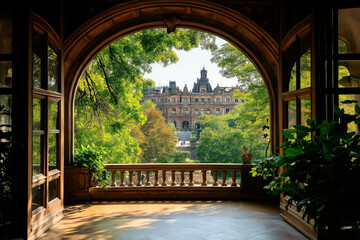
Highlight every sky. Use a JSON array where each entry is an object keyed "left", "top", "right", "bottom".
[{"left": 143, "top": 37, "right": 239, "bottom": 90}]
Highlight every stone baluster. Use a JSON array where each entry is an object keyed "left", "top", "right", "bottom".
[
  {"left": 128, "top": 171, "right": 134, "bottom": 187},
  {"left": 180, "top": 170, "right": 185, "bottom": 186},
  {"left": 162, "top": 170, "right": 168, "bottom": 186},
  {"left": 201, "top": 170, "right": 207, "bottom": 186},
  {"left": 120, "top": 171, "right": 125, "bottom": 187},
  {"left": 145, "top": 170, "right": 151, "bottom": 186},
  {"left": 171, "top": 170, "right": 176, "bottom": 186},
  {"left": 137, "top": 171, "right": 142, "bottom": 186},
  {"left": 231, "top": 170, "right": 237, "bottom": 187},
  {"left": 189, "top": 170, "right": 194, "bottom": 186},
  {"left": 154, "top": 170, "right": 159, "bottom": 186},
  {"left": 111, "top": 171, "right": 115, "bottom": 187},
  {"left": 213, "top": 170, "right": 218, "bottom": 186},
  {"left": 222, "top": 170, "right": 227, "bottom": 186}
]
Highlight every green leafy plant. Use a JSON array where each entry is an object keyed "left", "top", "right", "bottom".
[
  {"left": 250, "top": 155, "right": 279, "bottom": 181},
  {"left": 270, "top": 106, "right": 360, "bottom": 239},
  {"left": 73, "top": 144, "right": 108, "bottom": 188}
]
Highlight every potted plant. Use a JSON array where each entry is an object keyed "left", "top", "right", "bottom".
[
  {"left": 269, "top": 105, "right": 360, "bottom": 239},
  {"left": 65, "top": 144, "right": 108, "bottom": 202},
  {"left": 73, "top": 144, "right": 108, "bottom": 187}
]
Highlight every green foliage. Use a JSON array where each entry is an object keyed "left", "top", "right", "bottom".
[
  {"left": 195, "top": 41, "right": 270, "bottom": 163},
  {"left": 196, "top": 102, "right": 269, "bottom": 163},
  {"left": 250, "top": 156, "right": 280, "bottom": 181},
  {"left": 270, "top": 106, "right": 360, "bottom": 238},
  {"left": 75, "top": 28, "right": 216, "bottom": 164},
  {"left": 73, "top": 144, "right": 108, "bottom": 187}
]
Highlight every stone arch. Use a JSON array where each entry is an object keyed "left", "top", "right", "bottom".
[{"left": 63, "top": 0, "right": 279, "bottom": 162}]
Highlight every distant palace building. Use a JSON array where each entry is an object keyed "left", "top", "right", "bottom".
[{"left": 142, "top": 68, "right": 244, "bottom": 130}]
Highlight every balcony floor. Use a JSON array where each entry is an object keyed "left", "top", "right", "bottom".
[{"left": 39, "top": 201, "right": 307, "bottom": 240}]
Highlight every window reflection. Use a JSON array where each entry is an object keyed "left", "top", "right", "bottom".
[
  {"left": 338, "top": 8, "right": 360, "bottom": 54},
  {"left": 32, "top": 184, "right": 44, "bottom": 212},
  {"left": 287, "top": 101, "right": 296, "bottom": 129},
  {"left": 289, "top": 64, "right": 296, "bottom": 92},
  {"left": 48, "top": 101, "right": 59, "bottom": 130},
  {"left": 0, "top": 12, "right": 12, "bottom": 54},
  {"left": 33, "top": 98, "right": 42, "bottom": 130},
  {"left": 339, "top": 95, "right": 358, "bottom": 133},
  {"left": 33, "top": 53, "right": 42, "bottom": 88},
  {"left": 0, "top": 95, "right": 11, "bottom": 133},
  {"left": 300, "top": 99, "right": 311, "bottom": 126},
  {"left": 49, "top": 134, "right": 58, "bottom": 171},
  {"left": 48, "top": 46, "right": 59, "bottom": 92},
  {"left": 49, "top": 179, "right": 59, "bottom": 202},
  {"left": 0, "top": 61, "right": 12, "bottom": 88},
  {"left": 32, "top": 135, "right": 42, "bottom": 176},
  {"left": 300, "top": 49, "right": 311, "bottom": 89}
]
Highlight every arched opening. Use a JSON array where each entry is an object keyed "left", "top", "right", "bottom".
[
  {"left": 182, "top": 121, "right": 189, "bottom": 129},
  {"left": 63, "top": 0, "right": 279, "bottom": 164}
]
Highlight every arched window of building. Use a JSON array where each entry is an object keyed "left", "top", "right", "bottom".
[{"left": 182, "top": 121, "right": 189, "bottom": 129}]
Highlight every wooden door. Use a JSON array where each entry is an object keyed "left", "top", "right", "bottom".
[{"left": 29, "top": 13, "right": 64, "bottom": 239}]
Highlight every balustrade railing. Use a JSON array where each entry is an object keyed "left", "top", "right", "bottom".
[{"left": 92, "top": 163, "right": 253, "bottom": 189}]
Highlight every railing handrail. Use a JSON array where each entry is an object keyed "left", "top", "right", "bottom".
[{"left": 104, "top": 163, "right": 251, "bottom": 171}]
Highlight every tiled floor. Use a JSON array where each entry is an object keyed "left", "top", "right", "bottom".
[{"left": 39, "top": 201, "right": 307, "bottom": 240}]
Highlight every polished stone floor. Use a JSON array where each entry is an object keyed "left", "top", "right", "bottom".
[{"left": 38, "top": 201, "right": 307, "bottom": 240}]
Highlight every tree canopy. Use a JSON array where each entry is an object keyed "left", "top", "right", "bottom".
[
  {"left": 75, "top": 28, "right": 215, "bottom": 163},
  {"left": 195, "top": 42, "right": 270, "bottom": 163}
]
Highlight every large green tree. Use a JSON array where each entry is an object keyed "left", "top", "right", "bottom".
[
  {"left": 75, "top": 28, "right": 215, "bottom": 163},
  {"left": 196, "top": 43, "right": 270, "bottom": 163}
]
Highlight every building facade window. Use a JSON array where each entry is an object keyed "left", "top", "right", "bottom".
[
  {"left": 206, "top": 108, "right": 211, "bottom": 114},
  {"left": 201, "top": 89, "right": 205, "bottom": 93},
  {"left": 183, "top": 97, "right": 188, "bottom": 103},
  {"left": 201, "top": 98, "right": 205, "bottom": 102},
  {"left": 195, "top": 98, "right": 199, "bottom": 102},
  {"left": 172, "top": 98, "right": 176, "bottom": 102},
  {"left": 207, "top": 98, "right": 211, "bottom": 103},
  {"left": 201, "top": 109, "right": 205, "bottom": 115},
  {"left": 226, "top": 108, "right": 230, "bottom": 113},
  {"left": 234, "top": 99, "right": 239, "bottom": 102},
  {"left": 216, "top": 98, "right": 220, "bottom": 103},
  {"left": 216, "top": 108, "right": 220, "bottom": 115},
  {"left": 183, "top": 108, "right": 189, "bottom": 115},
  {"left": 172, "top": 108, "right": 176, "bottom": 114},
  {"left": 194, "top": 109, "right": 199, "bottom": 114},
  {"left": 225, "top": 98, "right": 230, "bottom": 102}
]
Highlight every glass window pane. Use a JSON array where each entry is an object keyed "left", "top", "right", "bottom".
[
  {"left": 0, "top": 12, "right": 12, "bottom": 54},
  {"left": 0, "top": 61, "right": 12, "bottom": 88},
  {"left": 289, "top": 64, "right": 296, "bottom": 92},
  {"left": 338, "top": 8, "right": 360, "bottom": 54},
  {"left": 300, "top": 49, "right": 311, "bottom": 89},
  {"left": 49, "top": 178, "right": 59, "bottom": 202},
  {"left": 0, "top": 95, "right": 12, "bottom": 133},
  {"left": 338, "top": 39, "right": 348, "bottom": 54},
  {"left": 339, "top": 95, "right": 358, "bottom": 133},
  {"left": 49, "top": 134, "right": 58, "bottom": 171},
  {"left": 48, "top": 46, "right": 59, "bottom": 92},
  {"left": 32, "top": 184, "right": 44, "bottom": 212},
  {"left": 338, "top": 60, "right": 360, "bottom": 88},
  {"left": 33, "top": 53, "right": 42, "bottom": 88},
  {"left": 48, "top": 101, "right": 59, "bottom": 130},
  {"left": 33, "top": 98, "right": 42, "bottom": 130},
  {"left": 287, "top": 101, "right": 296, "bottom": 129},
  {"left": 300, "top": 99, "right": 311, "bottom": 126},
  {"left": 32, "top": 135, "right": 42, "bottom": 176}
]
